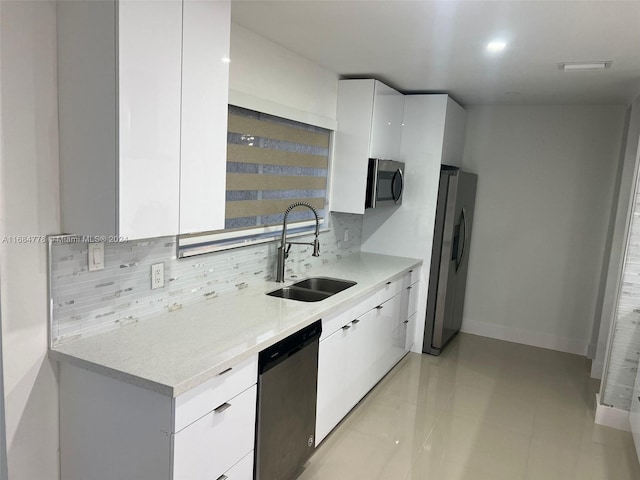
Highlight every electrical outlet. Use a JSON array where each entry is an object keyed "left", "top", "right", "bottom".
[
  {"left": 343, "top": 228, "right": 349, "bottom": 242},
  {"left": 151, "top": 263, "right": 164, "bottom": 290}
]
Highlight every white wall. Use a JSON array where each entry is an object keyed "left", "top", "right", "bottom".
[
  {"left": 0, "top": 2, "right": 61, "bottom": 479},
  {"left": 461, "top": 105, "right": 625, "bottom": 355},
  {"left": 229, "top": 22, "right": 339, "bottom": 129},
  {"left": 592, "top": 98, "right": 640, "bottom": 379}
]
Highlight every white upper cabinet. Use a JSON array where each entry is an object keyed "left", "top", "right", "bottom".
[
  {"left": 118, "top": 0, "right": 183, "bottom": 240},
  {"left": 370, "top": 82, "right": 405, "bottom": 159},
  {"left": 179, "top": 0, "right": 231, "bottom": 235},
  {"left": 57, "top": 0, "right": 231, "bottom": 240},
  {"left": 330, "top": 79, "right": 404, "bottom": 214},
  {"left": 58, "top": 0, "right": 182, "bottom": 240}
]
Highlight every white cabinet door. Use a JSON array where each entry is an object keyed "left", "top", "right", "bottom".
[
  {"left": 330, "top": 79, "right": 404, "bottom": 214},
  {"left": 118, "top": 0, "right": 182, "bottom": 239},
  {"left": 330, "top": 79, "right": 376, "bottom": 214},
  {"left": 387, "top": 293, "right": 407, "bottom": 366},
  {"left": 346, "top": 309, "right": 378, "bottom": 409},
  {"left": 58, "top": 0, "right": 183, "bottom": 239},
  {"left": 316, "top": 326, "right": 351, "bottom": 445},
  {"left": 405, "top": 313, "right": 416, "bottom": 352},
  {"left": 179, "top": 0, "right": 230, "bottom": 234},
  {"left": 398, "top": 280, "right": 419, "bottom": 353},
  {"left": 370, "top": 81, "right": 404, "bottom": 160},
  {"left": 370, "top": 295, "right": 399, "bottom": 383}
]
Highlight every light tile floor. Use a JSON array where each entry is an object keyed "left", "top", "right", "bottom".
[{"left": 299, "top": 333, "right": 640, "bottom": 480}]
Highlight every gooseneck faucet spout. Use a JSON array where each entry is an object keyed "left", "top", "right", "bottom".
[{"left": 276, "top": 202, "right": 321, "bottom": 282}]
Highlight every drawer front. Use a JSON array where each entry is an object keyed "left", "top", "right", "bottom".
[
  {"left": 173, "top": 385, "right": 257, "bottom": 480},
  {"left": 219, "top": 450, "right": 254, "bottom": 480},
  {"left": 408, "top": 282, "right": 419, "bottom": 318},
  {"left": 409, "top": 266, "right": 421, "bottom": 286},
  {"left": 376, "top": 276, "right": 404, "bottom": 305},
  {"left": 322, "top": 293, "right": 379, "bottom": 340},
  {"left": 174, "top": 355, "right": 257, "bottom": 432}
]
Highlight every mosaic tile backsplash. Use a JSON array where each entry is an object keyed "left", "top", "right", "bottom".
[
  {"left": 50, "top": 213, "right": 363, "bottom": 346},
  {"left": 602, "top": 188, "right": 640, "bottom": 410}
]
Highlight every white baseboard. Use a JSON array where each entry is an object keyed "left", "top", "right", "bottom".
[
  {"left": 595, "top": 393, "right": 631, "bottom": 431},
  {"left": 460, "top": 319, "right": 588, "bottom": 356}
]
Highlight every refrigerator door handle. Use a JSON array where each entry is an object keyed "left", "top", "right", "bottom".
[{"left": 455, "top": 208, "right": 467, "bottom": 272}]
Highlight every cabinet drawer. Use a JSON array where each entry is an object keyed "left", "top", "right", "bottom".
[
  {"left": 173, "top": 384, "right": 257, "bottom": 480},
  {"left": 376, "top": 276, "right": 404, "bottom": 305},
  {"left": 408, "top": 267, "right": 421, "bottom": 286},
  {"left": 174, "top": 355, "right": 257, "bottom": 432},
  {"left": 408, "top": 283, "right": 419, "bottom": 318},
  {"left": 322, "top": 294, "right": 379, "bottom": 339},
  {"left": 219, "top": 450, "right": 253, "bottom": 480}
]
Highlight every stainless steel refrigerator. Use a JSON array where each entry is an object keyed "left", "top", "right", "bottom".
[{"left": 423, "top": 166, "right": 477, "bottom": 355}]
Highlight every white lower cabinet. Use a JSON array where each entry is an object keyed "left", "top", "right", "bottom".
[
  {"left": 59, "top": 355, "right": 258, "bottom": 480},
  {"left": 316, "top": 323, "right": 351, "bottom": 443},
  {"left": 316, "top": 270, "right": 419, "bottom": 445},
  {"left": 58, "top": 268, "right": 422, "bottom": 478},
  {"left": 173, "top": 385, "right": 257, "bottom": 480}
]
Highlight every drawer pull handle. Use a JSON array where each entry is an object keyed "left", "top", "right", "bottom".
[
  {"left": 217, "top": 475, "right": 228, "bottom": 480},
  {"left": 352, "top": 319, "right": 360, "bottom": 324},
  {"left": 218, "top": 367, "right": 233, "bottom": 376},
  {"left": 403, "top": 320, "right": 409, "bottom": 324},
  {"left": 407, "top": 286, "right": 412, "bottom": 290},
  {"left": 342, "top": 325, "right": 351, "bottom": 330},
  {"left": 409, "top": 269, "right": 413, "bottom": 273},
  {"left": 214, "top": 402, "right": 231, "bottom": 414},
  {"left": 386, "top": 281, "right": 392, "bottom": 285},
  {"left": 376, "top": 305, "right": 383, "bottom": 310}
]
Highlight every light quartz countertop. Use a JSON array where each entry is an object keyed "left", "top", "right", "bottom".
[{"left": 50, "top": 252, "right": 422, "bottom": 397}]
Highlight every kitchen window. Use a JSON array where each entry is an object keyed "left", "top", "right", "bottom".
[{"left": 178, "top": 106, "right": 331, "bottom": 257}]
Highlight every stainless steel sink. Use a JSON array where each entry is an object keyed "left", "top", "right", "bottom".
[
  {"left": 266, "top": 277, "right": 357, "bottom": 302},
  {"left": 266, "top": 286, "right": 332, "bottom": 302},
  {"left": 291, "top": 277, "right": 357, "bottom": 294}
]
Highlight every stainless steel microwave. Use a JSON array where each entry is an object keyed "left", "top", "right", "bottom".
[{"left": 365, "top": 159, "right": 405, "bottom": 208}]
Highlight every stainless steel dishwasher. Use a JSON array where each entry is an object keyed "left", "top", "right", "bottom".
[{"left": 255, "top": 320, "right": 322, "bottom": 480}]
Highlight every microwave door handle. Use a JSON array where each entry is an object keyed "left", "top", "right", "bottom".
[{"left": 392, "top": 168, "right": 404, "bottom": 203}]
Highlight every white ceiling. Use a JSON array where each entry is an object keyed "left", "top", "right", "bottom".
[{"left": 231, "top": 0, "right": 640, "bottom": 106}]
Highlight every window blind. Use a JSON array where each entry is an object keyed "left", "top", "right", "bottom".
[
  {"left": 225, "top": 105, "right": 330, "bottom": 229},
  {"left": 178, "top": 106, "right": 331, "bottom": 257}
]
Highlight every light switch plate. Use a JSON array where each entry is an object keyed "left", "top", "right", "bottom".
[
  {"left": 151, "top": 263, "right": 164, "bottom": 290},
  {"left": 88, "top": 242, "right": 105, "bottom": 271},
  {"left": 343, "top": 228, "right": 349, "bottom": 242}
]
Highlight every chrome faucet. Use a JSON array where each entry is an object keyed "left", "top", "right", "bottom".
[{"left": 276, "top": 202, "right": 320, "bottom": 282}]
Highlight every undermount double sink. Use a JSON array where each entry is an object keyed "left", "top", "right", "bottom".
[{"left": 267, "top": 277, "right": 357, "bottom": 302}]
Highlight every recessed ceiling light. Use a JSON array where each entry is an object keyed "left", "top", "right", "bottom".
[
  {"left": 486, "top": 41, "right": 507, "bottom": 53},
  {"left": 558, "top": 61, "right": 611, "bottom": 72}
]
